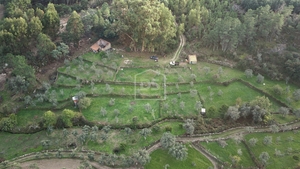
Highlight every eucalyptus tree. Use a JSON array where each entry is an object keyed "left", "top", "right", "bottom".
[
  {"left": 112, "top": 0, "right": 176, "bottom": 52},
  {"left": 42, "top": 3, "right": 59, "bottom": 39}
]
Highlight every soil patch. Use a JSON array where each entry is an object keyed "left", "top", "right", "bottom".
[{"left": 20, "top": 159, "right": 81, "bottom": 169}]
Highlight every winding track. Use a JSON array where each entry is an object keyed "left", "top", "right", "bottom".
[
  {"left": 145, "top": 121, "right": 300, "bottom": 169},
  {"left": 171, "top": 34, "right": 185, "bottom": 62}
]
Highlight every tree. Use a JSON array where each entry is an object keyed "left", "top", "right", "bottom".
[
  {"left": 42, "top": 3, "right": 60, "bottom": 39},
  {"left": 112, "top": 0, "right": 176, "bottom": 52},
  {"left": 41, "top": 140, "right": 51, "bottom": 149},
  {"left": 144, "top": 103, "right": 152, "bottom": 113},
  {"left": 101, "top": 125, "right": 111, "bottom": 134},
  {"left": 168, "top": 142, "right": 188, "bottom": 161},
  {"left": 28, "top": 16, "right": 43, "bottom": 39},
  {"left": 5, "top": 0, "right": 31, "bottom": 18},
  {"left": 279, "top": 107, "right": 289, "bottom": 117},
  {"left": 259, "top": 152, "right": 270, "bottom": 166},
  {"left": 65, "top": 11, "right": 84, "bottom": 45},
  {"left": 11, "top": 55, "right": 35, "bottom": 87},
  {"left": 43, "top": 110, "right": 56, "bottom": 127},
  {"left": 183, "top": 119, "right": 194, "bottom": 135},
  {"left": 225, "top": 106, "right": 240, "bottom": 121},
  {"left": 139, "top": 128, "right": 152, "bottom": 140},
  {"left": 293, "top": 89, "right": 300, "bottom": 101},
  {"left": 134, "top": 149, "right": 151, "bottom": 166},
  {"left": 78, "top": 97, "right": 91, "bottom": 110},
  {"left": 100, "top": 107, "right": 107, "bottom": 117},
  {"left": 179, "top": 101, "right": 185, "bottom": 110},
  {"left": 263, "top": 136, "right": 272, "bottom": 146},
  {"left": 52, "top": 43, "right": 69, "bottom": 60},
  {"left": 294, "top": 109, "right": 300, "bottom": 119},
  {"left": 160, "top": 132, "right": 176, "bottom": 149},
  {"left": 270, "top": 124, "right": 279, "bottom": 133},
  {"left": 7, "top": 75, "right": 30, "bottom": 94},
  {"left": 250, "top": 96, "right": 272, "bottom": 110},
  {"left": 256, "top": 74, "right": 264, "bottom": 83},
  {"left": 109, "top": 98, "right": 115, "bottom": 106},
  {"left": 249, "top": 138, "right": 258, "bottom": 147},
  {"left": 37, "top": 33, "right": 56, "bottom": 64},
  {"left": 245, "top": 69, "right": 253, "bottom": 78},
  {"left": 272, "top": 85, "right": 283, "bottom": 95},
  {"left": 218, "top": 140, "right": 228, "bottom": 148},
  {"left": 195, "top": 101, "right": 202, "bottom": 112},
  {"left": 61, "top": 109, "right": 77, "bottom": 127},
  {"left": 124, "top": 127, "right": 132, "bottom": 135}
]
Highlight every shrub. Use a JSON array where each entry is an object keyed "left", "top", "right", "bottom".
[
  {"left": 78, "top": 97, "right": 92, "bottom": 110},
  {"left": 272, "top": 85, "right": 283, "bottom": 95},
  {"left": 152, "top": 125, "right": 161, "bottom": 133},
  {"left": 43, "top": 111, "right": 56, "bottom": 127},
  {"left": 165, "top": 126, "right": 172, "bottom": 132},
  {"left": 0, "top": 114, "right": 18, "bottom": 131},
  {"left": 61, "top": 109, "right": 77, "bottom": 127}
]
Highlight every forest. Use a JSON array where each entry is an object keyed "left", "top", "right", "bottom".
[
  {"left": 0, "top": 0, "right": 299, "bottom": 121},
  {"left": 1, "top": 0, "right": 300, "bottom": 168}
]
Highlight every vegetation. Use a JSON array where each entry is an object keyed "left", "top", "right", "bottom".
[{"left": 1, "top": 0, "right": 300, "bottom": 168}]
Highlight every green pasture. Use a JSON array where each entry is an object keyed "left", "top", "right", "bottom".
[
  {"left": 244, "top": 131, "right": 300, "bottom": 169},
  {"left": 145, "top": 144, "right": 213, "bottom": 169},
  {"left": 161, "top": 93, "right": 200, "bottom": 117},
  {"left": 0, "top": 130, "right": 60, "bottom": 160},
  {"left": 82, "top": 97, "right": 160, "bottom": 124},
  {"left": 87, "top": 121, "right": 185, "bottom": 155},
  {"left": 82, "top": 51, "right": 122, "bottom": 68},
  {"left": 200, "top": 139, "right": 255, "bottom": 168},
  {"left": 271, "top": 114, "right": 298, "bottom": 124}
]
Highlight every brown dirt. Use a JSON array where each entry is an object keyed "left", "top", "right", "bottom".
[{"left": 20, "top": 159, "right": 139, "bottom": 169}]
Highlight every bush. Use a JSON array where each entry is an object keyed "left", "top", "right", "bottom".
[
  {"left": 43, "top": 111, "right": 56, "bottom": 127},
  {"left": 78, "top": 97, "right": 92, "bottom": 110},
  {"left": 293, "top": 155, "right": 299, "bottom": 161},
  {"left": 165, "top": 126, "right": 172, "bottom": 132},
  {"left": 0, "top": 114, "right": 18, "bottom": 131},
  {"left": 272, "top": 85, "right": 283, "bottom": 95},
  {"left": 152, "top": 125, "right": 161, "bottom": 133},
  {"left": 61, "top": 109, "right": 77, "bottom": 127}
]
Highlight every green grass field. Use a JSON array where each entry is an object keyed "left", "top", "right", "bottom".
[
  {"left": 145, "top": 144, "right": 213, "bottom": 169},
  {"left": 200, "top": 139, "right": 256, "bottom": 168},
  {"left": 244, "top": 131, "right": 300, "bottom": 169}
]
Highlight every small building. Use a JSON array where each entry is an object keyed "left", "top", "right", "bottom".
[
  {"left": 188, "top": 55, "right": 197, "bottom": 64},
  {"left": 90, "top": 39, "right": 111, "bottom": 53}
]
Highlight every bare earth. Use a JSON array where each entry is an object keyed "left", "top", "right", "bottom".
[{"left": 20, "top": 159, "right": 139, "bottom": 169}]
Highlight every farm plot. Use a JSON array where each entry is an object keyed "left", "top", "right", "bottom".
[{"left": 200, "top": 139, "right": 256, "bottom": 168}]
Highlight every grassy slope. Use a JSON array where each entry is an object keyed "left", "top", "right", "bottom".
[
  {"left": 145, "top": 145, "right": 213, "bottom": 169},
  {"left": 244, "top": 131, "right": 300, "bottom": 169},
  {"left": 200, "top": 139, "right": 255, "bottom": 168}
]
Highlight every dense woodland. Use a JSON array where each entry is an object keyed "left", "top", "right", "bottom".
[{"left": 0, "top": 0, "right": 300, "bottom": 104}]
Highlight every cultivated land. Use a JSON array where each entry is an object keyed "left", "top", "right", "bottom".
[{"left": 1, "top": 49, "right": 300, "bottom": 169}]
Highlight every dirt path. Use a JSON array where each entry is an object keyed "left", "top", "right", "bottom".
[
  {"left": 10, "top": 121, "right": 300, "bottom": 169},
  {"left": 171, "top": 34, "right": 185, "bottom": 62},
  {"left": 191, "top": 143, "right": 218, "bottom": 169}
]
